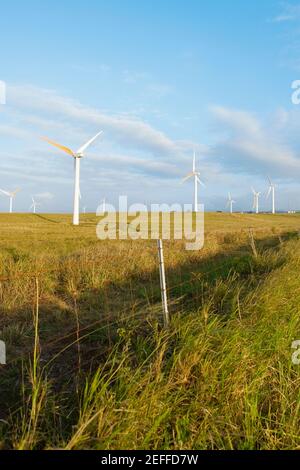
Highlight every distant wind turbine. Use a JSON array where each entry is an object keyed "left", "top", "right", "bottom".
[
  {"left": 0, "top": 188, "right": 20, "bottom": 213},
  {"left": 182, "top": 152, "right": 205, "bottom": 212},
  {"left": 267, "top": 177, "right": 276, "bottom": 214},
  {"left": 252, "top": 187, "right": 261, "bottom": 214},
  {"left": 43, "top": 131, "right": 103, "bottom": 225},
  {"left": 30, "top": 196, "right": 41, "bottom": 214},
  {"left": 226, "top": 192, "right": 236, "bottom": 214}
]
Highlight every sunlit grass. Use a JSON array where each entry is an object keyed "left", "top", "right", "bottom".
[{"left": 0, "top": 213, "right": 300, "bottom": 449}]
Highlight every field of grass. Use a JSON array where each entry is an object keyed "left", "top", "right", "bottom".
[{"left": 0, "top": 212, "right": 300, "bottom": 449}]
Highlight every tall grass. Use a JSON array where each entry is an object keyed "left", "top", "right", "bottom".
[{"left": 0, "top": 215, "right": 300, "bottom": 449}]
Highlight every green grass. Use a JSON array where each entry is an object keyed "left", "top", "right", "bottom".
[{"left": 0, "top": 212, "right": 300, "bottom": 449}]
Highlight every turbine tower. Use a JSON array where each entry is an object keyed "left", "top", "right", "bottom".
[
  {"left": 182, "top": 151, "right": 205, "bottom": 212},
  {"left": 267, "top": 177, "right": 276, "bottom": 214},
  {"left": 0, "top": 188, "right": 20, "bottom": 213},
  {"left": 252, "top": 187, "right": 261, "bottom": 214},
  {"left": 30, "top": 196, "right": 41, "bottom": 214},
  {"left": 226, "top": 192, "right": 236, "bottom": 214},
  {"left": 43, "top": 131, "right": 103, "bottom": 225}
]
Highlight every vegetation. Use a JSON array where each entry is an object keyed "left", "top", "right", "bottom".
[{"left": 0, "top": 212, "right": 300, "bottom": 449}]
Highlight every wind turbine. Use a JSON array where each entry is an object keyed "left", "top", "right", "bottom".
[
  {"left": 0, "top": 188, "right": 20, "bottom": 213},
  {"left": 252, "top": 187, "right": 261, "bottom": 214},
  {"left": 182, "top": 151, "right": 205, "bottom": 212},
  {"left": 267, "top": 177, "right": 276, "bottom": 214},
  {"left": 226, "top": 192, "right": 236, "bottom": 214},
  {"left": 43, "top": 131, "right": 103, "bottom": 225},
  {"left": 30, "top": 196, "right": 41, "bottom": 214}
]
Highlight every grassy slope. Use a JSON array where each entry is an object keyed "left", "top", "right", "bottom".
[{"left": 0, "top": 213, "right": 300, "bottom": 449}]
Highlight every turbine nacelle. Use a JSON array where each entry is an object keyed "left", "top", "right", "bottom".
[
  {"left": 43, "top": 131, "right": 103, "bottom": 159},
  {"left": 0, "top": 188, "right": 20, "bottom": 198}
]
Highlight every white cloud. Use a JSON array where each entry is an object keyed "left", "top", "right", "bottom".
[
  {"left": 35, "top": 192, "right": 55, "bottom": 200},
  {"left": 210, "top": 105, "right": 300, "bottom": 178},
  {"left": 3, "top": 81, "right": 300, "bottom": 212},
  {"left": 271, "top": 14, "right": 294, "bottom": 23},
  {"left": 270, "top": 3, "right": 300, "bottom": 23},
  {"left": 8, "top": 84, "right": 187, "bottom": 157}
]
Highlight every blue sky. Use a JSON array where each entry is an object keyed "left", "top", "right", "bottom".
[{"left": 1, "top": 0, "right": 300, "bottom": 212}]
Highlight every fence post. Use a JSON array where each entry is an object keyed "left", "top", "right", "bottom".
[{"left": 157, "top": 239, "right": 170, "bottom": 327}]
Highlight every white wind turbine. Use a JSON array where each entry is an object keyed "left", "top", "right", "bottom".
[
  {"left": 226, "top": 192, "right": 236, "bottom": 214},
  {"left": 43, "top": 131, "right": 103, "bottom": 226},
  {"left": 182, "top": 152, "right": 205, "bottom": 212},
  {"left": 252, "top": 187, "right": 261, "bottom": 214},
  {"left": 0, "top": 188, "right": 20, "bottom": 213},
  {"left": 267, "top": 177, "right": 276, "bottom": 214},
  {"left": 30, "top": 196, "right": 41, "bottom": 214}
]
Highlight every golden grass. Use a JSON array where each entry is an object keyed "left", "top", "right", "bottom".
[{"left": 0, "top": 212, "right": 299, "bottom": 449}]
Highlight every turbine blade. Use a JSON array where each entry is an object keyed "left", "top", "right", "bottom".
[
  {"left": 0, "top": 189, "right": 10, "bottom": 197},
  {"left": 181, "top": 173, "right": 194, "bottom": 184},
  {"left": 197, "top": 177, "right": 205, "bottom": 187},
  {"left": 12, "top": 188, "right": 20, "bottom": 196},
  {"left": 43, "top": 137, "right": 75, "bottom": 157},
  {"left": 77, "top": 131, "right": 103, "bottom": 154}
]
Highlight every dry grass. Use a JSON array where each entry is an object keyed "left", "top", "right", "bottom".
[{"left": 0, "top": 212, "right": 300, "bottom": 449}]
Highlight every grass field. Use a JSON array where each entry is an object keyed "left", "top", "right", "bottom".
[{"left": 0, "top": 212, "right": 300, "bottom": 449}]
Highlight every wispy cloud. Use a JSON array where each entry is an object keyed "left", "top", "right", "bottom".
[
  {"left": 0, "top": 83, "right": 210, "bottom": 207},
  {"left": 35, "top": 191, "right": 54, "bottom": 200},
  {"left": 270, "top": 2, "right": 300, "bottom": 23},
  {"left": 3, "top": 81, "right": 300, "bottom": 213},
  {"left": 8, "top": 84, "right": 186, "bottom": 157},
  {"left": 210, "top": 105, "right": 300, "bottom": 178}
]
